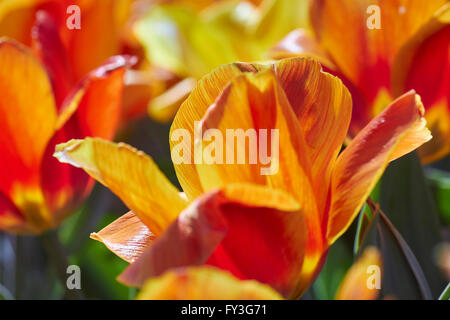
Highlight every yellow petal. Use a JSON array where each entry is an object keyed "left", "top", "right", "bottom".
[
  {"left": 137, "top": 266, "right": 283, "bottom": 300},
  {"left": 418, "top": 102, "right": 450, "bottom": 163},
  {"left": 335, "top": 247, "right": 382, "bottom": 300},
  {"left": 133, "top": 5, "right": 241, "bottom": 79},
  {"left": 170, "top": 62, "right": 260, "bottom": 200},
  {"left": 54, "top": 138, "right": 188, "bottom": 235},
  {"left": 252, "top": 0, "right": 310, "bottom": 50},
  {"left": 91, "top": 211, "right": 154, "bottom": 263},
  {"left": 0, "top": 38, "right": 57, "bottom": 231},
  {"left": 327, "top": 91, "right": 431, "bottom": 244}
]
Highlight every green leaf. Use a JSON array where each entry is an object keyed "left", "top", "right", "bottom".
[
  {"left": 426, "top": 168, "right": 450, "bottom": 224},
  {"left": 354, "top": 183, "right": 380, "bottom": 255},
  {"left": 438, "top": 282, "right": 450, "bottom": 300},
  {"left": 359, "top": 207, "right": 428, "bottom": 299},
  {"left": 311, "top": 238, "right": 353, "bottom": 300},
  {"left": 377, "top": 207, "right": 433, "bottom": 299},
  {"left": 378, "top": 152, "right": 445, "bottom": 297},
  {"left": 70, "top": 214, "right": 134, "bottom": 300}
]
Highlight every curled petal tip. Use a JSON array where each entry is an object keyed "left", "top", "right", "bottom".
[
  {"left": 92, "top": 55, "right": 138, "bottom": 78},
  {"left": 53, "top": 139, "right": 83, "bottom": 167}
]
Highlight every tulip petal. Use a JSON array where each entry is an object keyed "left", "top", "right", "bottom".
[
  {"left": 56, "top": 55, "right": 136, "bottom": 137},
  {"left": 133, "top": 5, "right": 243, "bottom": 79},
  {"left": 41, "top": 55, "right": 134, "bottom": 217},
  {"left": 310, "top": 0, "right": 447, "bottom": 103},
  {"left": 335, "top": 247, "right": 382, "bottom": 300},
  {"left": 63, "top": 0, "right": 123, "bottom": 80},
  {"left": 91, "top": 211, "right": 154, "bottom": 263},
  {"left": 170, "top": 62, "right": 260, "bottom": 200},
  {"left": 416, "top": 102, "right": 450, "bottom": 163},
  {"left": 0, "top": 39, "right": 57, "bottom": 213},
  {"left": 32, "top": 10, "right": 73, "bottom": 108},
  {"left": 194, "top": 69, "right": 324, "bottom": 280},
  {"left": 273, "top": 58, "right": 352, "bottom": 212},
  {"left": 327, "top": 91, "right": 431, "bottom": 244},
  {"left": 269, "top": 29, "right": 334, "bottom": 69},
  {"left": 148, "top": 77, "right": 197, "bottom": 123},
  {"left": 252, "top": 0, "right": 310, "bottom": 51},
  {"left": 137, "top": 266, "right": 283, "bottom": 300},
  {"left": 392, "top": 4, "right": 450, "bottom": 163},
  {"left": 118, "top": 183, "right": 306, "bottom": 298},
  {"left": 0, "top": 190, "right": 25, "bottom": 233},
  {"left": 54, "top": 138, "right": 188, "bottom": 235}
]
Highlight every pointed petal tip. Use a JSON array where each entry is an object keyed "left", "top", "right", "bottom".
[{"left": 53, "top": 139, "right": 84, "bottom": 166}]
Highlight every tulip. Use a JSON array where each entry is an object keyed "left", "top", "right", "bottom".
[
  {"left": 137, "top": 266, "right": 283, "bottom": 300},
  {"left": 0, "top": 0, "right": 175, "bottom": 122},
  {"left": 335, "top": 247, "right": 382, "bottom": 300},
  {"left": 133, "top": 0, "right": 310, "bottom": 121},
  {"left": 0, "top": 34, "right": 133, "bottom": 233},
  {"left": 271, "top": 0, "right": 449, "bottom": 163},
  {"left": 55, "top": 57, "right": 430, "bottom": 298}
]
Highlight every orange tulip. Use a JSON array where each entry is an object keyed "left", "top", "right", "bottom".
[
  {"left": 0, "top": 35, "right": 133, "bottom": 234},
  {"left": 335, "top": 247, "right": 382, "bottom": 300},
  {"left": 137, "top": 266, "right": 283, "bottom": 300},
  {"left": 55, "top": 57, "right": 430, "bottom": 298},
  {"left": 0, "top": 0, "right": 175, "bottom": 122},
  {"left": 271, "top": 0, "right": 449, "bottom": 163}
]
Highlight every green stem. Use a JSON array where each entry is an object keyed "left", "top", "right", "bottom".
[{"left": 40, "top": 230, "right": 84, "bottom": 300}]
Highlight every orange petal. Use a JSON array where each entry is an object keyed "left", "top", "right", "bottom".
[
  {"left": 193, "top": 69, "right": 324, "bottom": 280},
  {"left": 91, "top": 211, "right": 154, "bottom": 263},
  {"left": 335, "top": 247, "right": 382, "bottom": 300},
  {"left": 0, "top": 39, "right": 57, "bottom": 223},
  {"left": 118, "top": 183, "right": 306, "bottom": 298},
  {"left": 170, "top": 62, "right": 260, "bottom": 200},
  {"left": 273, "top": 58, "right": 352, "bottom": 213},
  {"left": 327, "top": 91, "right": 431, "bottom": 244},
  {"left": 137, "top": 266, "right": 283, "bottom": 300},
  {"left": 57, "top": 55, "right": 136, "bottom": 138},
  {"left": 310, "top": 0, "right": 447, "bottom": 103},
  {"left": 54, "top": 138, "right": 188, "bottom": 236},
  {"left": 40, "top": 55, "right": 134, "bottom": 218},
  {"left": 63, "top": 0, "right": 123, "bottom": 80}
]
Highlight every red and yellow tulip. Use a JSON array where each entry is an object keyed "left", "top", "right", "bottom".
[
  {"left": 136, "top": 247, "right": 381, "bottom": 300},
  {"left": 0, "top": 0, "right": 179, "bottom": 122},
  {"left": 55, "top": 57, "right": 430, "bottom": 298},
  {"left": 271, "top": 0, "right": 449, "bottom": 163},
  {"left": 0, "top": 33, "right": 132, "bottom": 234}
]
